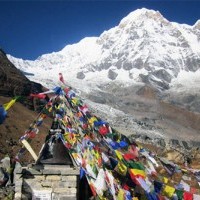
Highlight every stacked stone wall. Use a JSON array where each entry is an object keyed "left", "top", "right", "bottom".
[{"left": 14, "top": 165, "right": 79, "bottom": 200}]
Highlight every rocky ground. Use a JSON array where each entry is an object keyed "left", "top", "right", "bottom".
[
  {"left": 0, "top": 49, "right": 52, "bottom": 163},
  {"left": 0, "top": 185, "right": 15, "bottom": 200},
  {"left": 0, "top": 96, "right": 52, "bottom": 163},
  {"left": 84, "top": 83, "right": 200, "bottom": 169},
  {"left": 84, "top": 83, "right": 200, "bottom": 142},
  {"left": 0, "top": 96, "right": 52, "bottom": 199}
]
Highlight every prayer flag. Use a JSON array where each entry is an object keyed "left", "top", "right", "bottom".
[
  {"left": 127, "top": 161, "right": 145, "bottom": 170},
  {"left": 94, "top": 169, "right": 107, "bottom": 196},
  {"left": 80, "top": 167, "right": 85, "bottom": 179},
  {"left": 115, "top": 161, "right": 127, "bottom": 176},
  {"left": 136, "top": 177, "right": 151, "bottom": 192},
  {"left": 163, "top": 177, "right": 168, "bottom": 184},
  {"left": 145, "top": 192, "right": 159, "bottom": 200},
  {"left": 59, "top": 72, "right": 65, "bottom": 84},
  {"left": 89, "top": 183, "right": 97, "bottom": 197},
  {"left": 0, "top": 106, "right": 7, "bottom": 124},
  {"left": 175, "top": 190, "right": 183, "bottom": 200},
  {"left": 3, "top": 98, "right": 17, "bottom": 111},
  {"left": 53, "top": 87, "right": 63, "bottom": 95},
  {"left": 99, "top": 125, "right": 109, "bottom": 136},
  {"left": 109, "top": 141, "right": 120, "bottom": 150},
  {"left": 117, "top": 189, "right": 125, "bottom": 200},
  {"left": 162, "top": 185, "right": 175, "bottom": 198},
  {"left": 30, "top": 93, "right": 46, "bottom": 99},
  {"left": 183, "top": 191, "right": 193, "bottom": 200},
  {"left": 123, "top": 153, "right": 136, "bottom": 161},
  {"left": 105, "top": 170, "right": 117, "bottom": 199},
  {"left": 119, "top": 141, "right": 128, "bottom": 148},
  {"left": 154, "top": 181, "right": 163, "bottom": 194},
  {"left": 129, "top": 168, "right": 146, "bottom": 178},
  {"left": 115, "top": 150, "right": 123, "bottom": 160},
  {"left": 93, "top": 120, "right": 106, "bottom": 127},
  {"left": 193, "top": 194, "right": 200, "bottom": 200}
]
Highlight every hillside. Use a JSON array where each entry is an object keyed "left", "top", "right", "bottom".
[
  {"left": 0, "top": 96, "right": 51, "bottom": 163},
  {"left": 0, "top": 50, "right": 51, "bottom": 163}
]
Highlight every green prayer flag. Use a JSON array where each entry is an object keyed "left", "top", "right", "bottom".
[
  {"left": 176, "top": 189, "right": 184, "bottom": 200},
  {"left": 127, "top": 160, "right": 145, "bottom": 170}
]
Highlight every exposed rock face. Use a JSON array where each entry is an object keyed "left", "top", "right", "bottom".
[
  {"left": 76, "top": 72, "right": 85, "bottom": 79},
  {"left": 0, "top": 49, "right": 52, "bottom": 164},
  {"left": 108, "top": 69, "right": 118, "bottom": 80},
  {"left": 0, "top": 49, "right": 43, "bottom": 97}
]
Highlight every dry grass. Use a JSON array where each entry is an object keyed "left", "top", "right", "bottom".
[{"left": 0, "top": 96, "right": 52, "bottom": 164}]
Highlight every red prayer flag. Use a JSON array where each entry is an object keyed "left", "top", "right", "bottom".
[
  {"left": 128, "top": 145, "right": 139, "bottom": 158},
  {"left": 82, "top": 123, "right": 88, "bottom": 129},
  {"left": 98, "top": 125, "right": 109, "bottom": 136},
  {"left": 30, "top": 93, "right": 46, "bottom": 99},
  {"left": 64, "top": 87, "right": 70, "bottom": 94},
  {"left": 59, "top": 73, "right": 65, "bottom": 84},
  {"left": 123, "top": 153, "right": 136, "bottom": 161},
  {"left": 79, "top": 104, "right": 88, "bottom": 114},
  {"left": 89, "top": 183, "right": 97, "bottom": 197},
  {"left": 157, "top": 194, "right": 165, "bottom": 200},
  {"left": 183, "top": 191, "right": 193, "bottom": 200},
  {"left": 190, "top": 187, "right": 197, "bottom": 194},
  {"left": 123, "top": 184, "right": 130, "bottom": 191},
  {"left": 26, "top": 131, "right": 37, "bottom": 139}
]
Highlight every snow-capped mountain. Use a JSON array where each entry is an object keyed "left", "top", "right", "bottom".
[
  {"left": 6, "top": 8, "right": 200, "bottom": 141},
  {"left": 8, "top": 8, "right": 200, "bottom": 92}
]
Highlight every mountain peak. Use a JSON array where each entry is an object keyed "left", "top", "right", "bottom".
[
  {"left": 194, "top": 19, "right": 200, "bottom": 29},
  {"left": 120, "top": 8, "right": 162, "bottom": 21},
  {"left": 119, "top": 8, "right": 168, "bottom": 28},
  {"left": 128, "top": 8, "right": 158, "bottom": 16},
  {"left": 8, "top": 8, "right": 200, "bottom": 94}
]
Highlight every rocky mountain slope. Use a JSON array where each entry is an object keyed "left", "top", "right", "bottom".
[
  {"left": 0, "top": 49, "right": 45, "bottom": 98},
  {"left": 8, "top": 8, "right": 200, "bottom": 91},
  {"left": 0, "top": 49, "right": 199, "bottom": 171},
  {"left": 0, "top": 50, "right": 51, "bottom": 162},
  {"left": 6, "top": 8, "right": 200, "bottom": 144}
]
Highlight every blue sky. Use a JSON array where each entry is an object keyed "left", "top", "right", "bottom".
[{"left": 0, "top": 1, "right": 199, "bottom": 60}]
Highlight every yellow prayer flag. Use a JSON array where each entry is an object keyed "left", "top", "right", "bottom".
[
  {"left": 92, "top": 150, "right": 100, "bottom": 160},
  {"left": 48, "top": 107, "right": 52, "bottom": 112},
  {"left": 115, "top": 150, "right": 123, "bottom": 160},
  {"left": 64, "top": 133, "right": 77, "bottom": 144},
  {"left": 99, "top": 196, "right": 107, "bottom": 200},
  {"left": 181, "top": 168, "right": 188, "bottom": 173},
  {"left": 163, "top": 177, "right": 168, "bottom": 184},
  {"left": 71, "top": 97, "right": 79, "bottom": 105},
  {"left": 71, "top": 152, "right": 78, "bottom": 159},
  {"left": 137, "top": 144, "right": 143, "bottom": 149},
  {"left": 88, "top": 116, "right": 97, "bottom": 126},
  {"left": 117, "top": 189, "right": 125, "bottom": 200},
  {"left": 132, "top": 198, "right": 139, "bottom": 200},
  {"left": 115, "top": 161, "right": 127, "bottom": 176},
  {"left": 129, "top": 169, "right": 146, "bottom": 178},
  {"left": 55, "top": 104, "right": 61, "bottom": 109},
  {"left": 3, "top": 98, "right": 17, "bottom": 111},
  {"left": 162, "top": 185, "right": 175, "bottom": 198}
]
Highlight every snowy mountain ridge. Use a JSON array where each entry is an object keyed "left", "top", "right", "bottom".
[
  {"left": 6, "top": 8, "right": 200, "bottom": 141},
  {"left": 8, "top": 8, "right": 200, "bottom": 94}
]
